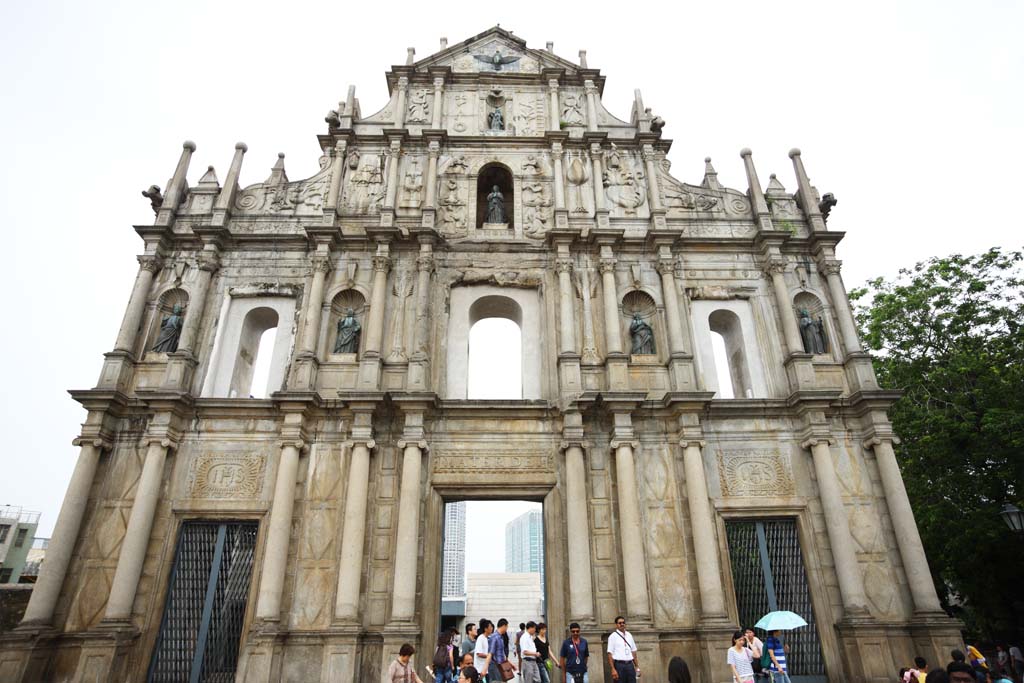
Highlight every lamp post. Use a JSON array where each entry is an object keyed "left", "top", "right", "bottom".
[{"left": 999, "top": 503, "right": 1024, "bottom": 535}]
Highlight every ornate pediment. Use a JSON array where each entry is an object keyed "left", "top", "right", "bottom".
[{"left": 410, "top": 26, "right": 582, "bottom": 77}]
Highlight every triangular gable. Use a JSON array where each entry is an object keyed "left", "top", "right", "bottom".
[{"left": 410, "top": 26, "right": 582, "bottom": 76}]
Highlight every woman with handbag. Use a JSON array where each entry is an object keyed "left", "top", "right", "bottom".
[
  {"left": 728, "top": 631, "right": 757, "bottom": 683},
  {"left": 389, "top": 644, "right": 426, "bottom": 683}
]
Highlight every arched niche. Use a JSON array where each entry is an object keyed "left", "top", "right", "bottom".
[
  {"left": 476, "top": 162, "right": 514, "bottom": 229},
  {"left": 621, "top": 290, "right": 659, "bottom": 356},
  {"left": 326, "top": 289, "right": 367, "bottom": 357},
  {"left": 146, "top": 287, "right": 189, "bottom": 354},
  {"left": 446, "top": 286, "right": 541, "bottom": 400},
  {"left": 793, "top": 291, "right": 834, "bottom": 357},
  {"left": 690, "top": 299, "right": 769, "bottom": 399}
]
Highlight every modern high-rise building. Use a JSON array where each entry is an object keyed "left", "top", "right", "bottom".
[
  {"left": 505, "top": 509, "right": 543, "bottom": 588},
  {"left": 441, "top": 501, "right": 466, "bottom": 598}
]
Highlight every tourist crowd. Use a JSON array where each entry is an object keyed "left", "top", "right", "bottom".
[{"left": 897, "top": 645, "right": 1024, "bottom": 683}]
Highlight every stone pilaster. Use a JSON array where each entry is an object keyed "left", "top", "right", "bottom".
[
  {"left": 394, "top": 76, "right": 408, "bottom": 129},
  {"left": 407, "top": 241, "right": 434, "bottom": 390},
  {"left": 819, "top": 257, "right": 862, "bottom": 356},
  {"left": 112, "top": 254, "right": 162, "bottom": 356},
  {"left": 334, "top": 406, "right": 376, "bottom": 622},
  {"left": 576, "top": 256, "right": 601, "bottom": 365},
  {"left": 390, "top": 408, "right": 427, "bottom": 622},
  {"left": 163, "top": 248, "right": 220, "bottom": 391},
  {"left": 599, "top": 247, "right": 628, "bottom": 389},
  {"left": 609, "top": 408, "right": 651, "bottom": 622},
  {"left": 254, "top": 438, "right": 305, "bottom": 621},
  {"left": 589, "top": 141, "right": 609, "bottom": 229},
  {"left": 358, "top": 246, "right": 391, "bottom": 389},
  {"left": 430, "top": 76, "right": 444, "bottom": 129},
  {"left": 555, "top": 247, "right": 582, "bottom": 395},
  {"left": 380, "top": 137, "right": 402, "bottom": 226},
  {"left": 422, "top": 139, "right": 440, "bottom": 228},
  {"left": 656, "top": 248, "right": 696, "bottom": 390},
  {"left": 547, "top": 78, "right": 560, "bottom": 132},
  {"left": 324, "top": 138, "right": 349, "bottom": 217},
  {"left": 562, "top": 412, "right": 595, "bottom": 624},
  {"left": 290, "top": 247, "right": 332, "bottom": 390},
  {"left": 584, "top": 80, "right": 599, "bottom": 132},
  {"left": 642, "top": 145, "right": 666, "bottom": 230},
  {"left": 680, "top": 438, "right": 727, "bottom": 618}
]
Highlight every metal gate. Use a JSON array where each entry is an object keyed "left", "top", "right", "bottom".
[
  {"left": 148, "top": 521, "right": 258, "bottom": 683},
  {"left": 725, "top": 519, "right": 827, "bottom": 683}
]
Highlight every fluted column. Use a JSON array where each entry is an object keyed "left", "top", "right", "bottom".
[
  {"left": 325, "top": 139, "right": 348, "bottom": 216},
  {"left": 335, "top": 439, "right": 373, "bottom": 620},
  {"left": 255, "top": 440, "right": 303, "bottom": 620},
  {"left": 364, "top": 252, "right": 391, "bottom": 356},
  {"left": 564, "top": 442, "right": 594, "bottom": 621},
  {"left": 584, "top": 80, "right": 599, "bottom": 132},
  {"left": 548, "top": 79, "right": 560, "bottom": 132},
  {"left": 113, "top": 255, "right": 161, "bottom": 353},
  {"left": 156, "top": 140, "right": 196, "bottom": 225},
  {"left": 394, "top": 77, "right": 408, "bottom": 129},
  {"left": 176, "top": 250, "right": 219, "bottom": 353},
  {"left": 430, "top": 77, "right": 444, "bottom": 129},
  {"left": 764, "top": 256, "right": 804, "bottom": 355},
  {"left": 805, "top": 438, "right": 869, "bottom": 614},
  {"left": 867, "top": 437, "right": 943, "bottom": 613},
  {"left": 298, "top": 252, "right": 332, "bottom": 355},
  {"left": 599, "top": 257, "right": 623, "bottom": 354},
  {"left": 682, "top": 440, "right": 727, "bottom": 617},
  {"left": 391, "top": 438, "right": 425, "bottom": 620},
  {"left": 820, "top": 258, "right": 863, "bottom": 355},
  {"left": 657, "top": 259, "right": 687, "bottom": 355},
  {"left": 104, "top": 439, "right": 171, "bottom": 620},
  {"left": 20, "top": 439, "right": 105, "bottom": 625},
  {"left": 556, "top": 257, "right": 577, "bottom": 354},
  {"left": 614, "top": 439, "right": 650, "bottom": 619}
]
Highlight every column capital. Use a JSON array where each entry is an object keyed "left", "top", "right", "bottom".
[
  {"left": 610, "top": 439, "right": 639, "bottom": 450},
  {"left": 551, "top": 140, "right": 564, "bottom": 156},
  {"left": 762, "top": 256, "right": 787, "bottom": 276},
  {"left": 397, "top": 76, "right": 409, "bottom": 89},
  {"left": 432, "top": 76, "right": 445, "bottom": 88},
  {"left": 139, "top": 436, "right": 177, "bottom": 450},
  {"left": 278, "top": 439, "right": 309, "bottom": 453},
  {"left": 311, "top": 253, "right": 333, "bottom": 274},
  {"left": 427, "top": 140, "right": 441, "bottom": 156},
  {"left": 197, "top": 251, "right": 221, "bottom": 273},
  {"left": 820, "top": 258, "right": 843, "bottom": 276},
  {"left": 334, "top": 138, "right": 349, "bottom": 153},
  {"left": 416, "top": 253, "right": 435, "bottom": 272},
  {"left": 863, "top": 434, "right": 901, "bottom": 449},
  {"left": 555, "top": 257, "right": 574, "bottom": 274},
  {"left": 641, "top": 147, "right": 656, "bottom": 162},
  {"left": 559, "top": 440, "right": 591, "bottom": 453},
  {"left": 72, "top": 437, "right": 111, "bottom": 450},
  {"left": 679, "top": 439, "right": 706, "bottom": 450},
  {"left": 584, "top": 79, "right": 598, "bottom": 94},
  {"left": 345, "top": 438, "right": 377, "bottom": 452},
  {"left": 589, "top": 141, "right": 604, "bottom": 155},
  {"left": 548, "top": 78, "right": 560, "bottom": 91},
  {"left": 372, "top": 255, "right": 392, "bottom": 273},
  {"left": 800, "top": 436, "right": 834, "bottom": 450},
  {"left": 656, "top": 259, "right": 675, "bottom": 276},
  {"left": 396, "top": 439, "right": 428, "bottom": 452},
  {"left": 137, "top": 254, "right": 163, "bottom": 272},
  {"left": 599, "top": 258, "right": 617, "bottom": 274}
]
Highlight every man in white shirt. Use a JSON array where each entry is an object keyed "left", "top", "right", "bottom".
[
  {"left": 519, "top": 621, "right": 542, "bottom": 683},
  {"left": 606, "top": 616, "right": 640, "bottom": 682},
  {"left": 475, "top": 619, "right": 494, "bottom": 677}
]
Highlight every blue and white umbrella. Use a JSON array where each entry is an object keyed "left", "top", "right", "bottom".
[{"left": 754, "top": 610, "right": 808, "bottom": 631}]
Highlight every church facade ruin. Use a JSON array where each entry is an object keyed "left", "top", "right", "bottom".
[{"left": 0, "top": 27, "right": 961, "bottom": 682}]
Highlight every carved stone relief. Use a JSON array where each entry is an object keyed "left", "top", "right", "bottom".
[
  {"left": 717, "top": 450, "right": 795, "bottom": 497},
  {"left": 189, "top": 453, "right": 265, "bottom": 499},
  {"left": 234, "top": 160, "right": 331, "bottom": 216},
  {"left": 560, "top": 92, "right": 586, "bottom": 127},
  {"left": 406, "top": 89, "right": 430, "bottom": 124},
  {"left": 640, "top": 445, "right": 689, "bottom": 624},
  {"left": 342, "top": 153, "right": 385, "bottom": 213},
  {"left": 399, "top": 156, "right": 424, "bottom": 209},
  {"left": 521, "top": 155, "right": 553, "bottom": 239},
  {"left": 565, "top": 152, "right": 592, "bottom": 215},
  {"left": 432, "top": 452, "right": 553, "bottom": 474},
  {"left": 513, "top": 95, "right": 546, "bottom": 136},
  {"left": 439, "top": 178, "right": 468, "bottom": 237},
  {"left": 603, "top": 145, "right": 646, "bottom": 216}
]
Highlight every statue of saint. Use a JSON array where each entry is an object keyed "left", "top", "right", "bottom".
[
  {"left": 629, "top": 313, "right": 655, "bottom": 354},
  {"left": 334, "top": 308, "right": 362, "bottom": 354},
  {"left": 152, "top": 304, "right": 184, "bottom": 353},
  {"left": 798, "top": 308, "right": 828, "bottom": 354},
  {"left": 488, "top": 107, "right": 504, "bottom": 130},
  {"left": 486, "top": 185, "right": 506, "bottom": 223}
]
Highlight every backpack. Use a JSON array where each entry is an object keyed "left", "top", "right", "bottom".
[{"left": 432, "top": 645, "right": 450, "bottom": 670}]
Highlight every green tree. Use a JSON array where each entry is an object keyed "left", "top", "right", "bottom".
[{"left": 851, "top": 247, "right": 1024, "bottom": 642}]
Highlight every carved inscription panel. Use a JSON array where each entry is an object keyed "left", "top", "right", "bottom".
[
  {"left": 189, "top": 453, "right": 265, "bottom": 499},
  {"left": 717, "top": 450, "right": 795, "bottom": 497}
]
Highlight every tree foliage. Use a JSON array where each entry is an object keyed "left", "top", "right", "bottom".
[{"left": 851, "top": 247, "right": 1024, "bottom": 641}]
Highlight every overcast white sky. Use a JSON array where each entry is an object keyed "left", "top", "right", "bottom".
[{"left": 1, "top": 1, "right": 1021, "bottom": 536}]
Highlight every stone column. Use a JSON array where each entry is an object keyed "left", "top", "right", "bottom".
[
  {"left": 176, "top": 250, "right": 219, "bottom": 353},
  {"left": 364, "top": 252, "right": 391, "bottom": 356},
  {"left": 599, "top": 257, "right": 623, "bottom": 354},
  {"left": 255, "top": 440, "right": 303, "bottom": 620},
  {"left": 113, "top": 255, "right": 161, "bottom": 354},
  {"left": 298, "top": 251, "right": 332, "bottom": 355},
  {"left": 548, "top": 79, "right": 560, "bottom": 132},
  {"left": 391, "top": 439, "right": 425, "bottom": 621},
  {"left": 657, "top": 259, "right": 687, "bottom": 355},
  {"left": 556, "top": 257, "right": 577, "bottom": 354},
  {"left": 104, "top": 439, "right": 171, "bottom": 621},
  {"left": 424, "top": 142, "right": 440, "bottom": 210},
  {"left": 335, "top": 439, "right": 374, "bottom": 620},
  {"left": 20, "top": 439, "right": 105, "bottom": 625},
  {"left": 383, "top": 140, "right": 402, "bottom": 210},
  {"left": 430, "top": 77, "right": 444, "bottom": 129},
  {"left": 156, "top": 140, "right": 196, "bottom": 225},
  {"left": 740, "top": 148, "right": 772, "bottom": 231},
  {"left": 613, "top": 439, "right": 651, "bottom": 620},
  {"left": 804, "top": 438, "right": 870, "bottom": 614},
  {"left": 551, "top": 141, "right": 566, "bottom": 210},
  {"left": 681, "top": 440, "right": 727, "bottom": 617},
  {"left": 788, "top": 148, "right": 826, "bottom": 232},
  {"left": 394, "top": 77, "right": 408, "bottom": 129},
  {"left": 642, "top": 146, "right": 662, "bottom": 212},
  {"left": 820, "top": 258, "right": 863, "bottom": 355},
  {"left": 407, "top": 243, "right": 434, "bottom": 390},
  {"left": 325, "top": 139, "right": 348, "bottom": 216},
  {"left": 867, "top": 437, "right": 944, "bottom": 613},
  {"left": 584, "top": 80, "right": 599, "bottom": 132},
  {"left": 764, "top": 256, "right": 804, "bottom": 355},
  {"left": 577, "top": 259, "right": 600, "bottom": 364},
  {"left": 590, "top": 143, "right": 606, "bottom": 212},
  {"left": 563, "top": 442, "right": 594, "bottom": 622},
  {"left": 212, "top": 142, "right": 247, "bottom": 226}
]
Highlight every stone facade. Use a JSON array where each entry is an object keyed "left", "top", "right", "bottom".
[{"left": 0, "top": 27, "right": 962, "bottom": 683}]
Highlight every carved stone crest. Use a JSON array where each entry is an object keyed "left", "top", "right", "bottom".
[
  {"left": 189, "top": 453, "right": 265, "bottom": 499},
  {"left": 717, "top": 450, "right": 794, "bottom": 497}
]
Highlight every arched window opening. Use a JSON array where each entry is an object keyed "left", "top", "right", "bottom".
[
  {"left": 468, "top": 318, "right": 522, "bottom": 399},
  {"left": 709, "top": 309, "right": 753, "bottom": 399},
  {"left": 229, "top": 307, "right": 279, "bottom": 398},
  {"left": 476, "top": 163, "right": 514, "bottom": 229},
  {"left": 709, "top": 331, "right": 735, "bottom": 399},
  {"left": 467, "top": 295, "right": 523, "bottom": 399}
]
